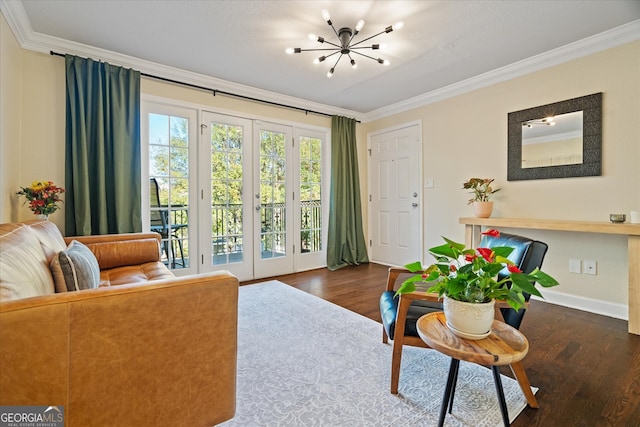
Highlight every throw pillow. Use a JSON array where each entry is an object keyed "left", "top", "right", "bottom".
[
  {"left": 0, "top": 224, "right": 56, "bottom": 301},
  {"left": 51, "top": 240, "right": 100, "bottom": 292}
]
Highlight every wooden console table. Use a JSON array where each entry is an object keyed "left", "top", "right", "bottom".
[{"left": 460, "top": 217, "right": 640, "bottom": 335}]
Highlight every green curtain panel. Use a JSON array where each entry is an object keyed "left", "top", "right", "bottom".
[
  {"left": 327, "top": 116, "right": 369, "bottom": 270},
  {"left": 65, "top": 55, "right": 141, "bottom": 235}
]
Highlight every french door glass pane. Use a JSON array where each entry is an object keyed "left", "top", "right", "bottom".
[
  {"left": 148, "top": 113, "right": 189, "bottom": 269},
  {"left": 299, "top": 136, "right": 322, "bottom": 253},
  {"left": 260, "top": 130, "right": 287, "bottom": 259},
  {"left": 211, "top": 123, "right": 244, "bottom": 265}
]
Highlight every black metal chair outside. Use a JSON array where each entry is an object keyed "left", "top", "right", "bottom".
[{"left": 150, "top": 178, "right": 188, "bottom": 268}]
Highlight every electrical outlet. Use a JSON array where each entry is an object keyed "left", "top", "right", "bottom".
[
  {"left": 569, "top": 259, "right": 582, "bottom": 274},
  {"left": 584, "top": 260, "right": 597, "bottom": 275}
]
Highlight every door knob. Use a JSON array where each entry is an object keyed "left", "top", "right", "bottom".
[{"left": 255, "top": 206, "right": 261, "bottom": 211}]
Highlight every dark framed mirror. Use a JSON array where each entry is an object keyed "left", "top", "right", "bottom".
[{"left": 507, "top": 92, "right": 602, "bottom": 180}]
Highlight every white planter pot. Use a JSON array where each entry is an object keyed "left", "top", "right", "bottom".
[{"left": 443, "top": 296, "right": 495, "bottom": 339}]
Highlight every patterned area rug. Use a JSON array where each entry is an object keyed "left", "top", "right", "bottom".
[{"left": 220, "top": 280, "right": 535, "bottom": 427}]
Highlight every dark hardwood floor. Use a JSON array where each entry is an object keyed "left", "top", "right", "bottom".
[{"left": 242, "top": 263, "right": 640, "bottom": 427}]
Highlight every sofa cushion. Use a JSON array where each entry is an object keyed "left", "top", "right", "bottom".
[
  {"left": 100, "top": 262, "right": 174, "bottom": 287},
  {"left": 51, "top": 240, "right": 101, "bottom": 292},
  {"left": 26, "top": 220, "right": 67, "bottom": 263},
  {"left": 0, "top": 224, "right": 56, "bottom": 302}
]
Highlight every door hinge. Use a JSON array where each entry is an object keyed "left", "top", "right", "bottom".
[
  {"left": 368, "top": 148, "right": 372, "bottom": 156},
  {"left": 293, "top": 245, "right": 296, "bottom": 254},
  {"left": 201, "top": 189, "right": 204, "bottom": 199},
  {"left": 201, "top": 254, "right": 204, "bottom": 264},
  {"left": 369, "top": 194, "right": 372, "bottom": 202},
  {"left": 369, "top": 239, "right": 372, "bottom": 247}
]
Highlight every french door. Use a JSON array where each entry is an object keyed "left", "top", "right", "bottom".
[
  {"left": 253, "top": 122, "right": 294, "bottom": 278},
  {"left": 200, "top": 113, "right": 254, "bottom": 281},
  {"left": 142, "top": 103, "right": 198, "bottom": 276},
  {"left": 145, "top": 104, "right": 327, "bottom": 281}
]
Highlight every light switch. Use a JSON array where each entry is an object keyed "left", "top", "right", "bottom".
[
  {"left": 569, "top": 259, "right": 582, "bottom": 274},
  {"left": 425, "top": 177, "right": 434, "bottom": 188}
]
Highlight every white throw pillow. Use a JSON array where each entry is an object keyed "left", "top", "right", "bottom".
[{"left": 0, "top": 225, "right": 56, "bottom": 301}]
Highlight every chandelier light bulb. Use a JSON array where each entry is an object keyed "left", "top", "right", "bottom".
[
  {"left": 392, "top": 21, "right": 404, "bottom": 31},
  {"left": 308, "top": 33, "right": 317, "bottom": 41},
  {"left": 327, "top": 68, "right": 335, "bottom": 78},
  {"left": 355, "top": 20, "right": 365, "bottom": 32},
  {"left": 322, "top": 9, "right": 331, "bottom": 24},
  {"left": 313, "top": 56, "right": 326, "bottom": 65},
  {"left": 285, "top": 47, "right": 294, "bottom": 55},
  {"left": 350, "top": 59, "right": 357, "bottom": 69}
]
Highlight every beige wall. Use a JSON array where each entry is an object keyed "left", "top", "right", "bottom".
[
  {"left": 1, "top": 12, "right": 66, "bottom": 228},
  {"left": 362, "top": 41, "right": 640, "bottom": 315},
  {"left": 0, "top": 12, "right": 23, "bottom": 222}
]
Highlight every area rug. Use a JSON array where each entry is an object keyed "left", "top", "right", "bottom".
[{"left": 219, "top": 280, "right": 535, "bottom": 427}]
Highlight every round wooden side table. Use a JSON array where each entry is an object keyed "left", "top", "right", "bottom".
[{"left": 417, "top": 311, "right": 531, "bottom": 427}]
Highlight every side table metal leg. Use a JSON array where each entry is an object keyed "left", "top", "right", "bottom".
[
  {"left": 448, "top": 360, "right": 460, "bottom": 414},
  {"left": 438, "top": 358, "right": 460, "bottom": 427},
  {"left": 491, "top": 366, "right": 510, "bottom": 427}
]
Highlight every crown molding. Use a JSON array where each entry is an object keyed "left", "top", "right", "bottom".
[
  {"left": 362, "top": 20, "right": 640, "bottom": 123},
  {"left": 3, "top": 0, "right": 637, "bottom": 124}
]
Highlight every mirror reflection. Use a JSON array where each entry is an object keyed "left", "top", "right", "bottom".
[{"left": 521, "top": 111, "right": 583, "bottom": 168}]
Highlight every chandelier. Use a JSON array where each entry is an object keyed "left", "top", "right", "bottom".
[{"left": 285, "top": 9, "right": 403, "bottom": 78}]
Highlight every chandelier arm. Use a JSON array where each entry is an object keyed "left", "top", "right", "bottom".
[
  {"left": 328, "top": 22, "right": 340, "bottom": 40},
  {"left": 322, "top": 40, "right": 342, "bottom": 49},
  {"left": 349, "top": 30, "right": 387, "bottom": 48},
  {"left": 297, "top": 48, "right": 342, "bottom": 52},
  {"left": 350, "top": 50, "right": 384, "bottom": 62},
  {"left": 320, "top": 51, "right": 341, "bottom": 61},
  {"left": 331, "top": 53, "right": 344, "bottom": 69}
]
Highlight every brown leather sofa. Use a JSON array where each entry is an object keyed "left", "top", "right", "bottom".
[{"left": 0, "top": 221, "right": 238, "bottom": 426}]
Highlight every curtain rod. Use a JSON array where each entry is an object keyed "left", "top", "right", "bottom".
[{"left": 50, "top": 51, "right": 359, "bottom": 122}]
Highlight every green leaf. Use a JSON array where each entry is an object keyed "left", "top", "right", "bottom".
[
  {"left": 528, "top": 268, "right": 560, "bottom": 288},
  {"left": 429, "top": 243, "right": 458, "bottom": 259},
  {"left": 404, "top": 261, "right": 423, "bottom": 273},
  {"left": 509, "top": 273, "right": 543, "bottom": 298},
  {"left": 492, "top": 246, "right": 514, "bottom": 257}
]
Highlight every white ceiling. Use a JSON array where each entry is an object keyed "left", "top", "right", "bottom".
[{"left": 3, "top": 1, "right": 640, "bottom": 119}]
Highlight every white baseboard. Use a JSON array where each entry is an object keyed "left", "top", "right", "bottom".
[{"left": 531, "top": 289, "right": 628, "bottom": 321}]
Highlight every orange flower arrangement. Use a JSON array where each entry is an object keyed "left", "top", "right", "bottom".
[{"left": 17, "top": 180, "right": 65, "bottom": 216}]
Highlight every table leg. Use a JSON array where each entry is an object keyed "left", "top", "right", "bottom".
[
  {"left": 510, "top": 361, "right": 538, "bottom": 408},
  {"left": 491, "top": 366, "right": 510, "bottom": 427},
  {"left": 629, "top": 235, "right": 640, "bottom": 335},
  {"left": 447, "top": 361, "right": 460, "bottom": 414},
  {"left": 438, "top": 358, "right": 460, "bottom": 427}
]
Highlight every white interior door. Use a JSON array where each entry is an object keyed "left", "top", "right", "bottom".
[
  {"left": 369, "top": 123, "right": 422, "bottom": 266},
  {"left": 253, "top": 122, "right": 294, "bottom": 279}
]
